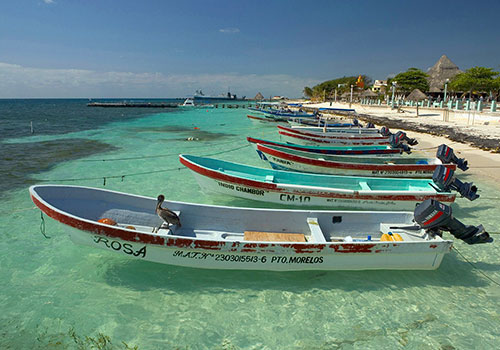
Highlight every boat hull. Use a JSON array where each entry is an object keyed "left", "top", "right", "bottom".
[
  {"left": 180, "top": 155, "right": 455, "bottom": 211},
  {"left": 68, "top": 230, "right": 449, "bottom": 271},
  {"left": 30, "top": 185, "right": 452, "bottom": 271},
  {"left": 256, "top": 144, "right": 453, "bottom": 178}
]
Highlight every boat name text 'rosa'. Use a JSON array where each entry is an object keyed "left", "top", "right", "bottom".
[{"left": 93, "top": 236, "right": 147, "bottom": 258}]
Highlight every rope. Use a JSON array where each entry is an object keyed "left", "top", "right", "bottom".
[
  {"left": 40, "top": 212, "right": 50, "bottom": 239},
  {"left": 36, "top": 143, "right": 251, "bottom": 184},
  {"left": 452, "top": 246, "right": 500, "bottom": 287},
  {"left": 78, "top": 139, "right": 253, "bottom": 162}
]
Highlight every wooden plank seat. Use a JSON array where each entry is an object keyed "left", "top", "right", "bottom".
[{"left": 244, "top": 231, "right": 306, "bottom": 242}]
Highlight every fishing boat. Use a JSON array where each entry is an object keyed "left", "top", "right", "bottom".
[
  {"left": 179, "top": 154, "right": 455, "bottom": 210},
  {"left": 247, "top": 115, "right": 286, "bottom": 123},
  {"left": 30, "top": 185, "right": 492, "bottom": 271},
  {"left": 279, "top": 129, "right": 391, "bottom": 146},
  {"left": 287, "top": 124, "right": 381, "bottom": 134},
  {"left": 255, "top": 143, "right": 454, "bottom": 178},
  {"left": 278, "top": 125, "right": 387, "bottom": 141},
  {"left": 179, "top": 98, "right": 214, "bottom": 109},
  {"left": 264, "top": 109, "right": 316, "bottom": 118},
  {"left": 247, "top": 137, "right": 405, "bottom": 156}
]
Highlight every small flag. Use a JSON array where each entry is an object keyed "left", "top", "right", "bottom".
[{"left": 356, "top": 75, "right": 364, "bottom": 88}]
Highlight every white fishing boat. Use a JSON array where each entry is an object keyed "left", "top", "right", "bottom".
[
  {"left": 279, "top": 129, "right": 391, "bottom": 146},
  {"left": 255, "top": 144, "right": 455, "bottom": 178},
  {"left": 30, "top": 185, "right": 492, "bottom": 271},
  {"left": 179, "top": 98, "right": 214, "bottom": 108}
]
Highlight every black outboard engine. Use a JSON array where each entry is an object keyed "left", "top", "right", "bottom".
[
  {"left": 394, "top": 131, "right": 418, "bottom": 146},
  {"left": 436, "top": 144, "right": 469, "bottom": 171},
  {"left": 366, "top": 122, "right": 375, "bottom": 129},
  {"left": 352, "top": 119, "right": 359, "bottom": 126},
  {"left": 432, "top": 165, "right": 479, "bottom": 201},
  {"left": 389, "top": 134, "right": 412, "bottom": 153},
  {"left": 414, "top": 199, "right": 492, "bottom": 244},
  {"left": 380, "top": 126, "right": 391, "bottom": 137}
]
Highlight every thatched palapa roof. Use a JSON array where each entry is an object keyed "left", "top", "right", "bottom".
[
  {"left": 427, "top": 55, "right": 462, "bottom": 92},
  {"left": 360, "top": 89, "right": 378, "bottom": 97},
  {"left": 254, "top": 92, "right": 264, "bottom": 100},
  {"left": 406, "top": 88, "right": 427, "bottom": 101}
]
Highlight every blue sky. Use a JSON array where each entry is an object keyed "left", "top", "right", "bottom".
[{"left": 1, "top": 0, "right": 499, "bottom": 98}]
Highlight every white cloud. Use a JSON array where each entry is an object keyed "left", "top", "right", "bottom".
[
  {"left": 0, "top": 62, "right": 318, "bottom": 98},
  {"left": 219, "top": 28, "right": 240, "bottom": 34},
  {"left": 43, "top": 0, "right": 55, "bottom": 4}
]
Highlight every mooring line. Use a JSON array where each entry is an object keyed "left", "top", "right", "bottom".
[
  {"left": 452, "top": 246, "right": 500, "bottom": 287},
  {"left": 37, "top": 143, "right": 250, "bottom": 184}
]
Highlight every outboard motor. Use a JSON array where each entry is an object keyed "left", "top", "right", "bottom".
[
  {"left": 366, "top": 122, "right": 375, "bottom": 129},
  {"left": 389, "top": 134, "right": 412, "bottom": 153},
  {"left": 380, "top": 126, "right": 391, "bottom": 137},
  {"left": 432, "top": 165, "right": 479, "bottom": 201},
  {"left": 436, "top": 144, "right": 469, "bottom": 171},
  {"left": 394, "top": 131, "right": 418, "bottom": 146},
  {"left": 414, "top": 199, "right": 492, "bottom": 244},
  {"left": 352, "top": 119, "right": 359, "bottom": 126}
]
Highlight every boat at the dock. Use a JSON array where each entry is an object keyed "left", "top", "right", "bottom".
[
  {"left": 179, "top": 98, "right": 214, "bottom": 108},
  {"left": 193, "top": 90, "right": 245, "bottom": 103},
  {"left": 278, "top": 125, "right": 387, "bottom": 140},
  {"left": 287, "top": 124, "right": 381, "bottom": 134},
  {"left": 30, "top": 185, "right": 491, "bottom": 271},
  {"left": 247, "top": 137, "right": 405, "bottom": 155},
  {"left": 247, "top": 114, "right": 287, "bottom": 123},
  {"left": 255, "top": 143, "right": 454, "bottom": 178},
  {"left": 179, "top": 154, "right": 456, "bottom": 210},
  {"left": 278, "top": 129, "right": 391, "bottom": 146}
]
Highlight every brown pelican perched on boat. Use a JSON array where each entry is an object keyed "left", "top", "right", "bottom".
[{"left": 154, "top": 194, "right": 181, "bottom": 233}]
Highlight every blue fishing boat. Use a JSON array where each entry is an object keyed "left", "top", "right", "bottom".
[
  {"left": 179, "top": 154, "right": 456, "bottom": 211},
  {"left": 247, "top": 137, "right": 405, "bottom": 155}
]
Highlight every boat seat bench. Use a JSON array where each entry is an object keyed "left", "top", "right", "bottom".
[
  {"left": 307, "top": 217, "right": 327, "bottom": 242},
  {"left": 244, "top": 231, "right": 306, "bottom": 242},
  {"left": 358, "top": 181, "right": 371, "bottom": 191}
]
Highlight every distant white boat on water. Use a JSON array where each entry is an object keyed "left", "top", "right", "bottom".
[{"left": 179, "top": 98, "right": 214, "bottom": 109}]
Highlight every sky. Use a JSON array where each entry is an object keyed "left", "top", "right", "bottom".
[{"left": 1, "top": 0, "right": 499, "bottom": 98}]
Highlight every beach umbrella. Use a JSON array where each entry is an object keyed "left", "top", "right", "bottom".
[{"left": 406, "top": 88, "right": 427, "bottom": 101}]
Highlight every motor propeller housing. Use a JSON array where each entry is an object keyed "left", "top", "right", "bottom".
[
  {"left": 414, "top": 199, "right": 492, "bottom": 244},
  {"left": 394, "top": 131, "right": 418, "bottom": 146},
  {"left": 389, "top": 134, "right": 412, "bottom": 153},
  {"left": 436, "top": 144, "right": 469, "bottom": 171},
  {"left": 432, "top": 165, "right": 479, "bottom": 201},
  {"left": 380, "top": 126, "right": 391, "bottom": 136}
]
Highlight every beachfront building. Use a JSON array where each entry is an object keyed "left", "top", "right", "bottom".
[{"left": 371, "top": 80, "right": 387, "bottom": 93}]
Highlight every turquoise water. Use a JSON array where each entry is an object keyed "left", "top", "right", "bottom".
[{"left": 1, "top": 100, "right": 499, "bottom": 349}]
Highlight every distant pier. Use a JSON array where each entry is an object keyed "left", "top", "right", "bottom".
[{"left": 87, "top": 101, "right": 179, "bottom": 108}]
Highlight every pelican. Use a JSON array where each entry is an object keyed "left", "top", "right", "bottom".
[{"left": 154, "top": 194, "right": 181, "bottom": 233}]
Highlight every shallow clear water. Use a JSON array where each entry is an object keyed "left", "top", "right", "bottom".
[{"left": 1, "top": 100, "right": 499, "bottom": 349}]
